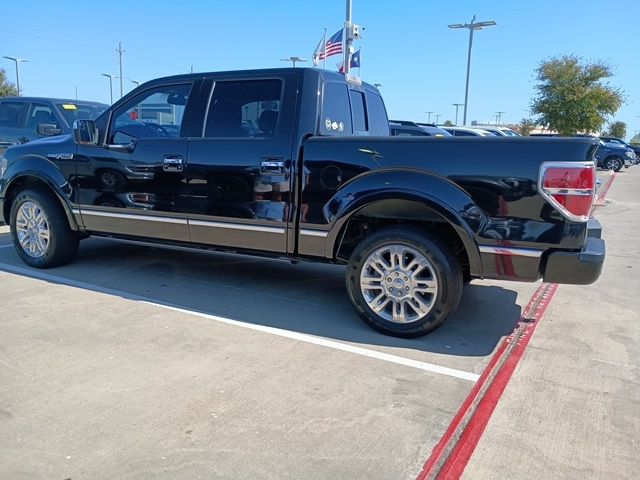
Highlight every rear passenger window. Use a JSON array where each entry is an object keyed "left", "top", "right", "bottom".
[
  {"left": 321, "top": 83, "right": 352, "bottom": 135},
  {"left": 349, "top": 90, "right": 367, "bottom": 133},
  {"left": 0, "top": 101, "right": 27, "bottom": 128},
  {"left": 204, "top": 79, "right": 282, "bottom": 138},
  {"left": 365, "top": 91, "right": 389, "bottom": 135}
]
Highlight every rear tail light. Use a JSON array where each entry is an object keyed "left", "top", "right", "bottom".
[{"left": 539, "top": 162, "right": 596, "bottom": 222}]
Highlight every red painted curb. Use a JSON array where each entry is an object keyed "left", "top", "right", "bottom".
[
  {"left": 436, "top": 283, "right": 558, "bottom": 479},
  {"left": 416, "top": 283, "right": 557, "bottom": 480}
]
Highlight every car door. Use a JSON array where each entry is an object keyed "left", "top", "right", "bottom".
[
  {"left": 0, "top": 100, "right": 28, "bottom": 155},
  {"left": 75, "top": 81, "right": 198, "bottom": 242},
  {"left": 185, "top": 74, "right": 297, "bottom": 252}
]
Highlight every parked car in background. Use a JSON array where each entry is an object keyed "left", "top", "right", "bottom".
[
  {"left": 443, "top": 126, "right": 495, "bottom": 137},
  {"left": 389, "top": 120, "right": 451, "bottom": 137},
  {"left": 594, "top": 140, "right": 635, "bottom": 171},
  {"left": 600, "top": 136, "right": 640, "bottom": 164},
  {"left": 0, "top": 97, "right": 108, "bottom": 156},
  {"left": 472, "top": 125, "right": 521, "bottom": 137}
]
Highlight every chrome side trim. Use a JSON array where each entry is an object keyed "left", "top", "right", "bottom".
[
  {"left": 479, "top": 246, "right": 543, "bottom": 258},
  {"left": 300, "top": 229, "right": 329, "bottom": 238},
  {"left": 189, "top": 219, "right": 285, "bottom": 234},
  {"left": 79, "top": 210, "right": 188, "bottom": 225}
]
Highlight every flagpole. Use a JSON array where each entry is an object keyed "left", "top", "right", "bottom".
[
  {"left": 344, "top": 0, "right": 352, "bottom": 75},
  {"left": 323, "top": 28, "right": 327, "bottom": 69}
]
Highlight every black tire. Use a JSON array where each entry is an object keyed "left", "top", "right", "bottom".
[
  {"left": 605, "top": 156, "right": 623, "bottom": 172},
  {"left": 10, "top": 188, "right": 79, "bottom": 268},
  {"left": 346, "top": 227, "right": 463, "bottom": 338}
]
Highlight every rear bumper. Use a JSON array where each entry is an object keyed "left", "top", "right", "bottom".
[{"left": 543, "top": 220, "right": 605, "bottom": 285}]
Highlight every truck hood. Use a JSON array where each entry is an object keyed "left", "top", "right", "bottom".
[{"left": 5, "top": 134, "right": 75, "bottom": 160}]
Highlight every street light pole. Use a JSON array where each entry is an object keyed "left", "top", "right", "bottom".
[
  {"left": 496, "top": 111, "right": 505, "bottom": 126},
  {"left": 434, "top": 114, "right": 441, "bottom": 125},
  {"left": 101, "top": 73, "right": 115, "bottom": 104},
  {"left": 2, "top": 56, "right": 28, "bottom": 95},
  {"left": 448, "top": 15, "right": 497, "bottom": 126},
  {"left": 280, "top": 56, "right": 308, "bottom": 67},
  {"left": 425, "top": 111, "right": 434, "bottom": 123},
  {"left": 453, "top": 103, "right": 464, "bottom": 125}
]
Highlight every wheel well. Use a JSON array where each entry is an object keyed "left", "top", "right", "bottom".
[
  {"left": 3, "top": 176, "right": 76, "bottom": 229},
  {"left": 335, "top": 200, "right": 472, "bottom": 281}
]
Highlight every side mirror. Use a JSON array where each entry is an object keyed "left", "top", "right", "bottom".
[
  {"left": 73, "top": 119, "right": 98, "bottom": 146},
  {"left": 37, "top": 123, "right": 62, "bottom": 136}
]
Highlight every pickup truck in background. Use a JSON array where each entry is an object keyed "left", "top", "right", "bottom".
[
  {"left": 0, "top": 97, "right": 107, "bottom": 156},
  {"left": 594, "top": 139, "right": 636, "bottom": 171},
  {"left": 0, "top": 68, "right": 605, "bottom": 337}
]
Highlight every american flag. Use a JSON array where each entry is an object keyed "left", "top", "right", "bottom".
[{"left": 318, "top": 29, "right": 343, "bottom": 60}]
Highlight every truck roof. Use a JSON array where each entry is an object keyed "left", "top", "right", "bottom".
[
  {"left": 1, "top": 96, "right": 108, "bottom": 107},
  {"left": 139, "top": 67, "right": 378, "bottom": 91}
]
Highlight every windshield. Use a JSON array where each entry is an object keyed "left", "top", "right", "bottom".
[
  {"left": 55, "top": 103, "right": 107, "bottom": 126},
  {"left": 420, "top": 125, "right": 452, "bottom": 136}
]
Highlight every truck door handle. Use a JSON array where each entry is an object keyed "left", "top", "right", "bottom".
[
  {"left": 163, "top": 155, "right": 184, "bottom": 172},
  {"left": 261, "top": 158, "right": 285, "bottom": 174}
]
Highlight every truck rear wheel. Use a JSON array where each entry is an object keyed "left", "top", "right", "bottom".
[
  {"left": 346, "top": 227, "right": 463, "bottom": 337},
  {"left": 10, "top": 189, "right": 79, "bottom": 268}
]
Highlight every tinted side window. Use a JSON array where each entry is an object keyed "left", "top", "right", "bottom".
[
  {"left": 0, "top": 101, "right": 27, "bottom": 128},
  {"left": 365, "top": 91, "right": 389, "bottom": 135},
  {"left": 321, "top": 83, "right": 352, "bottom": 135},
  {"left": 454, "top": 130, "right": 475, "bottom": 137},
  {"left": 27, "top": 103, "right": 59, "bottom": 131},
  {"left": 349, "top": 90, "right": 367, "bottom": 133},
  {"left": 109, "top": 83, "right": 192, "bottom": 144},
  {"left": 204, "top": 79, "right": 282, "bottom": 138}
]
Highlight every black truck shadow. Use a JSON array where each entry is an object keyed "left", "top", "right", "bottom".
[{"left": 1, "top": 236, "right": 522, "bottom": 358}]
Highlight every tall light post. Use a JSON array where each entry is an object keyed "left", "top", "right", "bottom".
[
  {"left": 425, "top": 111, "right": 434, "bottom": 123},
  {"left": 448, "top": 15, "right": 497, "bottom": 126},
  {"left": 101, "top": 73, "right": 116, "bottom": 104},
  {"left": 280, "top": 56, "right": 308, "bottom": 67},
  {"left": 434, "top": 114, "right": 442, "bottom": 125},
  {"left": 2, "top": 56, "right": 29, "bottom": 95},
  {"left": 453, "top": 103, "right": 464, "bottom": 125},
  {"left": 496, "top": 111, "right": 505, "bottom": 126}
]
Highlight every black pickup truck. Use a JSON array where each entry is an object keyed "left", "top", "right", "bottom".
[{"left": 0, "top": 68, "right": 605, "bottom": 337}]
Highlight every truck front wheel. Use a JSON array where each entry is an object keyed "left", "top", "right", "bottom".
[
  {"left": 605, "top": 156, "right": 623, "bottom": 172},
  {"left": 10, "top": 189, "right": 79, "bottom": 268},
  {"left": 346, "top": 227, "right": 463, "bottom": 337}
]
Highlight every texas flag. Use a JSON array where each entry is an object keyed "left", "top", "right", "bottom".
[{"left": 338, "top": 49, "right": 361, "bottom": 73}]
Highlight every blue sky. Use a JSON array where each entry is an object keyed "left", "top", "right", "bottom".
[{"left": 2, "top": 0, "right": 639, "bottom": 138}]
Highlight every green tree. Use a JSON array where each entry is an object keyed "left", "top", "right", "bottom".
[
  {"left": 531, "top": 55, "right": 623, "bottom": 135},
  {"left": 605, "top": 121, "right": 626, "bottom": 139},
  {"left": 443, "top": 119, "right": 454, "bottom": 127},
  {"left": 0, "top": 69, "right": 19, "bottom": 97},
  {"left": 630, "top": 133, "right": 640, "bottom": 145},
  {"left": 518, "top": 118, "right": 537, "bottom": 136}
]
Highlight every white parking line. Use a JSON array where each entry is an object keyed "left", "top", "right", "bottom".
[
  {"left": 0, "top": 244, "right": 13, "bottom": 249},
  {"left": 0, "top": 262, "right": 480, "bottom": 382}
]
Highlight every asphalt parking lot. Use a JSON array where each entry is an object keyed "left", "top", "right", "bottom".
[{"left": 0, "top": 169, "right": 637, "bottom": 479}]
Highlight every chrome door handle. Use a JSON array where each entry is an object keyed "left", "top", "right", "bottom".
[
  {"left": 163, "top": 155, "right": 184, "bottom": 172},
  {"left": 260, "top": 159, "right": 285, "bottom": 174}
]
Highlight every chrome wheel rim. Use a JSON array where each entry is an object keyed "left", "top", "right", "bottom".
[
  {"left": 360, "top": 245, "right": 438, "bottom": 324},
  {"left": 606, "top": 159, "right": 618, "bottom": 170},
  {"left": 15, "top": 201, "right": 50, "bottom": 258}
]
